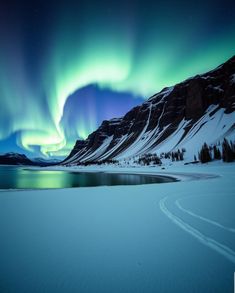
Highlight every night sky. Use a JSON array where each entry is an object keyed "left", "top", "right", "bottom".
[{"left": 0, "top": 0, "right": 234, "bottom": 158}]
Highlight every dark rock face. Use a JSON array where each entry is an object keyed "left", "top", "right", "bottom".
[
  {"left": 185, "top": 77, "right": 205, "bottom": 119},
  {"left": 0, "top": 153, "right": 34, "bottom": 165},
  {"left": 63, "top": 55, "right": 235, "bottom": 165},
  {"left": 65, "top": 140, "right": 88, "bottom": 160}
]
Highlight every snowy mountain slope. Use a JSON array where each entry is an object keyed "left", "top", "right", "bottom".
[{"left": 63, "top": 55, "right": 235, "bottom": 165}]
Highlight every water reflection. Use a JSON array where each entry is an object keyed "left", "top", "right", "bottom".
[{"left": 0, "top": 166, "right": 176, "bottom": 189}]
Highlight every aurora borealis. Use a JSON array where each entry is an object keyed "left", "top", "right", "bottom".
[{"left": 0, "top": 0, "right": 235, "bottom": 158}]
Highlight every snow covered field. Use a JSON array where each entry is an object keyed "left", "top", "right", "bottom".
[{"left": 0, "top": 162, "right": 234, "bottom": 292}]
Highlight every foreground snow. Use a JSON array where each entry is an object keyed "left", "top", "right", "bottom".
[{"left": 0, "top": 162, "right": 234, "bottom": 292}]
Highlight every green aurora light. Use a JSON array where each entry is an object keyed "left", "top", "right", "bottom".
[{"left": 0, "top": 0, "right": 234, "bottom": 157}]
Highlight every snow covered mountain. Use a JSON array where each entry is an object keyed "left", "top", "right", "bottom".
[
  {"left": 63, "top": 56, "right": 235, "bottom": 165},
  {"left": 0, "top": 153, "right": 61, "bottom": 166},
  {"left": 32, "top": 157, "right": 62, "bottom": 166},
  {"left": 0, "top": 153, "right": 34, "bottom": 165}
]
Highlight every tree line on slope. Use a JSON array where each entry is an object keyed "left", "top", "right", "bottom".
[
  {"left": 133, "top": 149, "right": 186, "bottom": 166},
  {"left": 197, "top": 138, "right": 235, "bottom": 163}
]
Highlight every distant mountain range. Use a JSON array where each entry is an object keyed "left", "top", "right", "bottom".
[
  {"left": 33, "top": 157, "right": 61, "bottom": 165},
  {"left": 0, "top": 153, "right": 34, "bottom": 165},
  {"left": 0, "top": 153, "right": 61, "bottom": 166},
  {"left": 63, "top": 55, "right": 235, "bottom": 165}
]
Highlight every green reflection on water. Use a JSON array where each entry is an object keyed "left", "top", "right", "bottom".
[
  {"left": 0, "top": 166, "right": 176, "bottom": 189},
  {"left": 15, "top": 169, "right": 70, "bottom": 189}
]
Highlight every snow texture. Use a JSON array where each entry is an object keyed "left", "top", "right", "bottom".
[{"left": 0, "top": 162, "right": 234, "bottom": 292}]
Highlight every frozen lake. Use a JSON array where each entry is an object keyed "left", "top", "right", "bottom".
[{"left": 0, "top": 166, "right": 176, "bottom": 189}]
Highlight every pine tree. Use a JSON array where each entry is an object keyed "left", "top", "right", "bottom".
[
  {"left": 222, "top": 138, "right": 234, "bottom": 162},
  {"left": 213, "top": 145, "right": 221, "bottom": 160},
  {"left": 179, "top": 150, "right": 184, "bottom": 161},
  {"left": 217, "top": 148, "right": 221, "bottom": 160},
  {"left": 199, "top": 143, "right": 212, "bottom": 163}
]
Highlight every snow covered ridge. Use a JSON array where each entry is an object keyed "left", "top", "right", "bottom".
[
  {"left": 0, "top": 153, "right": 60, "bottom": 166},
  {"left": 63, "top": 55, "right": 235, "bottom": 165},
  {"left": 0, "top": 153, "right": 34, "bottom": 165}
]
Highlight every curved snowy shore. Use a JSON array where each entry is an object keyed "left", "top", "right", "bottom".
[
  {"left": 27, "top": 162, "right": 220, "bottom": 183},
  {"left": 0, "top": 162, "right": 234, "bottom": 292}
]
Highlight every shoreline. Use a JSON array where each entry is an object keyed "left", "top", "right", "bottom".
[
  {"left": 25, "top": 163, "right": 221, "bottom": 182},
  {"left": 0, "top": 162, "right": 224, "bottom": 191},
  {"left": 0, "top": 167, "right": 179, "bottom": 192}
]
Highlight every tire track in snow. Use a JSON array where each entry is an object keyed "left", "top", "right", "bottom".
[
  {"left": 175, "top": 198, "right": 235, "bottom": 233},
  {"left": 159, "top": 196, "right": 235, "bottom": 264}
]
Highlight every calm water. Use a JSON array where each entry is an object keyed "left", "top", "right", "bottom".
[{"left": 0, "top": 166, "right": 176, "bottom": 189}]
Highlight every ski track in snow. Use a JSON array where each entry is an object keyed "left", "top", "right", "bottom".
[
  {"left": 159, "top": 196, "right": 235, "bottom": 264},
  {"left": 175, "top": 197, "right": 235, "bottom": 233}
]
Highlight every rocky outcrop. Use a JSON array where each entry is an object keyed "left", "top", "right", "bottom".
[{"left": 63, "top": 55, "right": 235, "bottom": 165}]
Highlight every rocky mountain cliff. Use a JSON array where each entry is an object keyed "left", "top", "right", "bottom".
[{"left": 63, "top": 56, "right": 235, "bottom": 165}]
